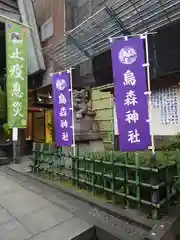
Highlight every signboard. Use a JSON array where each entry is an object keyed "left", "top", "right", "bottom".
[
  {"left": 51, "top": 71, "right": 73, "bottom": 147},
  {"left": 110, "top": 36, "right": 150, "bottom": 151},
  {"left": 6, "top": 21, "right": 28, "bottom": 128}
]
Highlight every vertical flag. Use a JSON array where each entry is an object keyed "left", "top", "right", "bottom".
[
  {"left": 110, "top": 36, "right": 150, "bottom": 151},
  {"left": 51, "top": 71, "right": 73, "bottom": 147},
  {"left": 6, "top": 21, "right": 28, "bottom": 128}
]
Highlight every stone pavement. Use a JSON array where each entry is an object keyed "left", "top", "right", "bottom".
[
  {"left": 0, "top": 159, "right": 151, "bottom": 240},
  {"left": 0, "top": 170, "right": 92, "bottom": 240}
]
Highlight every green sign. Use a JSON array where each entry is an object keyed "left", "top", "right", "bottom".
[{"left": 6, "top": 21, "right": 28, "bottom": 128}]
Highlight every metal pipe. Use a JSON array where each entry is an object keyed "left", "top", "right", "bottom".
[
  {"left": 69, "top": 68, "right": 76, "bottom": 157},
  {"left": 50, "top": 68, "right": 75, "bottom": 76},
  {"left": 109, "top": 31, "right": 157, "bottom": 40},
  {"left": 144, "top": 33, "right": 155, "bottom": 157}
]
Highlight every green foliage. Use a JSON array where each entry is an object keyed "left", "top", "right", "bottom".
[
  {"left": 166, "top": 134, "right": 180, "bottom": 202},
  {"left": 78, "top": 150, "right": 177, "bottom": 167},
  {"left": 162, "top": 133, "right": 180, "bottom": 151},
  {"left": 31, "top": 142, "right": 180, "bottom": 219},
  {"left": 2, "top": 123, "right": 11, "bottom": 139}
]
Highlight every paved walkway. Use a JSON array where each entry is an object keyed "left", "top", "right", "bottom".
[
  {"left": 0, "top": 170, "right": 92, "bottom": 240},
  {"left": 0, "top": 158, "right": 150, "bottom": 240}
]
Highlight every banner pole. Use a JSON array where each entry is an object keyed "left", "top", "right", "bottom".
[
  {"left": 144, "top": 33, "right": 155, "bottom": 158},
  {"left": 69, "top": 68, "right": 76, "bottom": 157},
  {"left": 109, "top": 32, "right": 157, "bottom": 40},
  {"left": 12, "top": 127, "right": 19, "bottom": 163}
]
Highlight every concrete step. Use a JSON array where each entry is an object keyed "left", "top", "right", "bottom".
[{"left": 74, "top": 226, "right": 122, "bottom": 240}]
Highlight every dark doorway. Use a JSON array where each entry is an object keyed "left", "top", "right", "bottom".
[{"left": 0, "top": 22, "right": 6, "bottom": 127}]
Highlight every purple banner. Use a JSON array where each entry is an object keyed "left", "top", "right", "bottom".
[
  {"left": 111, "top": 36, "right": 150, "bottom": 152},
  {"left": 52, "top": 71, "right": 73, "bottom": 147}
]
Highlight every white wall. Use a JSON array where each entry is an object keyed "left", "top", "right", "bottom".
[{"left": 151, "top": 85, "right": 180, "bottom": 135}]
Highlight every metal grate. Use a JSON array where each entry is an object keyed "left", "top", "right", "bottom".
[{"left": 44, "top": 0, "right": 180, "bottom": 69}]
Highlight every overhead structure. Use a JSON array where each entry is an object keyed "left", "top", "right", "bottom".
[{"left": 44, "top": 0, "right": 180, "bottom": 69}]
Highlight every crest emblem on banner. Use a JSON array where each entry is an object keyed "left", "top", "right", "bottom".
[
  {"left": 56, "top": 79, "right": 67, "bottom": 91},
  {"left": 118, "top": 47, "right": 137, "bottom": 65},
  {"left": 10, "top": 32, "right": 23, "bottom": 44}
]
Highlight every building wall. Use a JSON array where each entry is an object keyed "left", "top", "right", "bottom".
[
  {"left": 91, "top": 87, "right": 113, "bottom": 145},
  {"left": 33, "top": 0, "right": 65, "bottom": 47},
  {"left": 151, "top": 85, "right": 180, "bottom": 136},
  {"left": 0, "top": 0, "right": 20, "bottom": 19},
  {"left": 33, "top": 0, "right": 65, "bottom": 86},
  {"left": 92, "top": 84, "right": 180, "bottom": 149}
]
